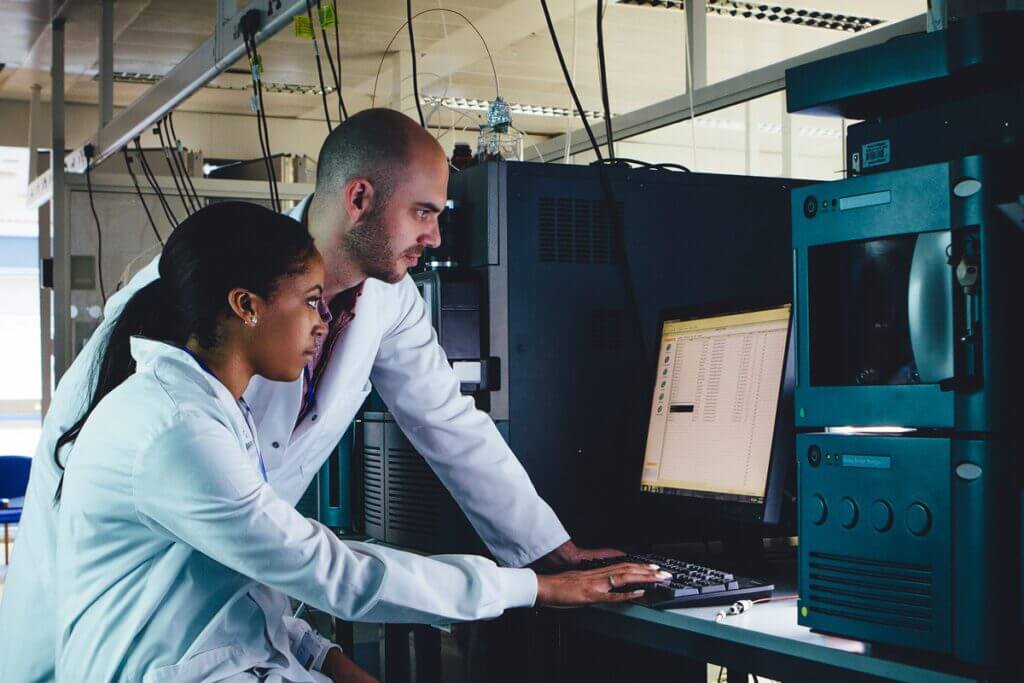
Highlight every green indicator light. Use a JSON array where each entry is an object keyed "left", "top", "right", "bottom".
[
  {"left": 799, "top": 407, "right": 806, "bottom": 418},
  {"left": 801, "top": 606, "right": 809, "bottom": 617}
]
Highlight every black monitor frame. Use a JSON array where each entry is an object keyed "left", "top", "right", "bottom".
[{"left": 638, "top": 297, "right": 795, "bottom": 526}]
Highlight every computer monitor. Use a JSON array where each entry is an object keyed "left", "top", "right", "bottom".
[{"left": 640, "top": 301, "right": 795, "bottom": 525}]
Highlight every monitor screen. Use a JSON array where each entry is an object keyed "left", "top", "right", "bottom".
[{"left": 640, "top": 304, "right": 791, "bottom": 505}]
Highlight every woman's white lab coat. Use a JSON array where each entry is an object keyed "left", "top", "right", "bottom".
[
  {"left": 1, "top": 195, "right": 568, "bottom": 682},
  {"left": 55, "top": 337, "right": 536, "bottom": 682}
]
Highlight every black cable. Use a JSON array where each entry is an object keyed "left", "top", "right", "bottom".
[
  {"left": 590, "top": 157, "right": 691, "bottom": 172},
  {"left": 406, "top": 0, "right": 426, "bottom": 127},
  {"left": 305, "top": 0, "right": 333, "bottom": 132},
  {"left": 539, "top": 0, "right": 648, "bottom": 378},
  {"left": 370, "top": 9, "right": 500, "bottom": 108},
  {"left": 159, "top": 117, "right": 193, "bottom": 213},
  {"left": 167, "top": 114, "right": 201, "bottom": 209},
  {"left": 242, "top": 36, "right": 276, "bottom": 206},
  {"left": 331, "top": 1, "right": 349, "bottom": 119},
  {"left": 539, "top": 0, "right": 603, "bottom": 161},
  {"left": 596, "top": 0, "right": 615, "bottom": 160},
  {"left": 137, "top": 138, "right": 178, "bottom": 226},
  {"left": 134, "top": 138, "right": 179, "bottom": 227},
  {"left": 122, "top": 147, "right": 164, "bottom": 246},
  {"left": 314, "top": 0, "right": 347, "bottom": 122},
  {"left": 83, "top": 164, "right": 108, "bottom": 305},
  {"left": 243, "top": 35, "right": 281, "bottom": 211},
  {"left": 154, "top": 119, "right": 191, "bottom": 216},
  {"left": 252, "top": 44, "right": 281, "bottom": 212}
]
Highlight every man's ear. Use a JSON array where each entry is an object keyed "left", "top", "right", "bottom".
[{"left": 344, "top": 178, "right": 377, "bottom": 221}]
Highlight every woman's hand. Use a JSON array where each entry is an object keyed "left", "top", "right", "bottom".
[{"left": 535, "top": 563, "right": 672, "bottom": 607}]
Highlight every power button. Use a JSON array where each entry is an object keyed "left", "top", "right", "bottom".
[
  {"left": 803, "top": 195, "right": 818, "bottom": 219},
  {"left": 807, "top": 445, "right": 822, "bottom": 467}
]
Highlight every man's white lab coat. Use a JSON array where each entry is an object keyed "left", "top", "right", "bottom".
[{"left": 0, "top": 196, "right": 569, "bottom": 681}]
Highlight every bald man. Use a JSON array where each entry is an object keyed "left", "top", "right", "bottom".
[{"left": 0, "top": 109, "right": 618, "bottom": 682}]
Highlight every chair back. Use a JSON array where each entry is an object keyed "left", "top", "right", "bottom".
[{"left": 0, "top": 455, "right": 32, "bottom": 500}]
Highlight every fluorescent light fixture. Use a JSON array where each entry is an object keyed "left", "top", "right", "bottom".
[
  {"left": 421, "top": 95, "right": 607, "bottom": 120},
  {"left": 615, "top": 0, "right": 885, "bottom": 33},
  {"left": 100, "top": 72, "right": 337, "bottom": 96}
]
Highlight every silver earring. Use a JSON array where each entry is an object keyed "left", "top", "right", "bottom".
[{"left": 246, "top": 315, "right": 258, "bottom": 327}]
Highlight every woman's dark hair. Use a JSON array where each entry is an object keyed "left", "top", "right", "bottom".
[{"left": 53, "top": 201, "right": 317, "bottom": 500}]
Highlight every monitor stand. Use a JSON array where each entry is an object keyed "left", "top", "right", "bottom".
[{"left": 719, "top": 527, "right": 770, "bottom": 577}]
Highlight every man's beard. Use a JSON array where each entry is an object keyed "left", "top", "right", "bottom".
[{"left": 342, "top": 207, "right": 417, "bottom": 284}]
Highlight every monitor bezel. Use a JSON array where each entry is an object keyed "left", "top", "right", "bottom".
[{"left": 638, "top": 297, "right": 795, "bottom": 525}]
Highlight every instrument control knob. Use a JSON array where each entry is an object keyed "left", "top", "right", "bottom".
[{"left": 839, "top": 497, "right": 859, "bottom": 529}]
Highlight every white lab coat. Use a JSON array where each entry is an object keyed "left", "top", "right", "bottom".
[
  {"left": 0, "top": 195, "right": 569, "bottom": 682},
  {"left": 54, "top": 337, "right": 537, "bottom": 682}
]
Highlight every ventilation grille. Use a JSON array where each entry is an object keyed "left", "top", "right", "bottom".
[
  {"left": 385, "top": 448, "right": 444, "bottom": 537},
  {"left": 538, "top": 197, "right": 622, "bottom": 264},
  {"left": 363, "top": 445, "right": 384, "bottom": 529},
  {"left": 806, "top": 552, "right": 934, "bottom": 631},
  {"left": 592, "top": 308, "right": 625, "bottom": 350}
]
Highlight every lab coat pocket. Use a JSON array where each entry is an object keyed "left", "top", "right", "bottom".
[{"left": 142, "top": 644, "right": 244, "bottom": 683}]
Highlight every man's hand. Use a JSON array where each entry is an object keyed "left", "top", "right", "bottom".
[
  {"left": 321, "top": 648, "right": 377, "bottom": 683},
  {"left": 535, "top": 539, "right": 624, "bottom": 570},
  {"left": 535, "top": 562, "right": 672, "bottom": 607}
]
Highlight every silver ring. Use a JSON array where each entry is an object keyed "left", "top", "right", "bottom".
[{"left": 608, "top": 575, "right": 617, "bottom": 589}]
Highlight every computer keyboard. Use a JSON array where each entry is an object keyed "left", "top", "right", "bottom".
[{"left": 579, "top": 553, "right": 774, "bottom": 609}]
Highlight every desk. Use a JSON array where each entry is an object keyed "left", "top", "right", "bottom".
[
  {"left": 561, "top": 593, "right": 992, "bottom": 683},
  {"left": 329, "top": 538, "right": 1007, "bottom": 682}
]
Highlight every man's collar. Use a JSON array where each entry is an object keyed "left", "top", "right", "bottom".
[{"left": 294, "top": 193, "right": 314, "bottom": 227}]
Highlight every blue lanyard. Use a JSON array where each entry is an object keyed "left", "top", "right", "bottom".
[
  {"left": 183, "top": 347, "right": 269, "bottom": 483},
  {"left": 303, "top": 365, "right": 316, "bottom": 410}
]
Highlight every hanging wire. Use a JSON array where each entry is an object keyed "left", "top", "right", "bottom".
[
  {"left": 406, "top": 0, "right": 426, "bottom": 127},
  {"left": 304, "top": 0, "right": 333, "bottom": 132},
  {"left": 243, "top": 34, "right": 281, "bottom": 211},
  {"left": 83, "top": 163, "right": 108, "bottom": 305},
  {"left": 314, "top": 0, "right": 347, "bottom": 121},
  {"left": 122, "top": 147, "right": 164, "bottom": 246},
  {"left": 596, "top": 0, "right": 615, "bottom": 160},
  {"left": 166, "top": 114, "right": 201, "bottom": 209},
  {"left": 242, "top": 35, "right": 276, "bottom": 204},
  {"left": 370, "top": 8, "right": 500, "bottom": 108},
  {"left": 332, "top": 2, "right": 349, "bottom": 119},
  {"left": 134, "top": 137, "right": 179, "bottom": 227},
  {"left": 154, "top": 119, "right": 192, "bottom": 216},
  {"left": 562, "top": 0, "right": 578, "bottom": 164},
  {"left": 539, "top": 0, "right": 603, "bottom": 161}
]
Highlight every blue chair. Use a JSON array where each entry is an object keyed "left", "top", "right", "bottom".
[{"left": 0, "top": 455, "right": 31, "bottom": 565}]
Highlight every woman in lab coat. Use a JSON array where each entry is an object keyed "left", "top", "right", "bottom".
[{"left": 52, "top": 202, "right": 667, "bottom": 682}]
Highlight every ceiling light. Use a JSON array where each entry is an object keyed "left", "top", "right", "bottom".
[
  {"left": 615, "top": 0, "right": 885, "bottom": 33},
  {"left": 99, "top": 71, "right": 337, "bottom": 96},
  {"left": 422, "top": 95, "right": 607, "bottom": 120}
]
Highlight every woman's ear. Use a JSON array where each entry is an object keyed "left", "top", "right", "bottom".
[{"left": 227, "top": 288, "right": 260, "bottom": 327}]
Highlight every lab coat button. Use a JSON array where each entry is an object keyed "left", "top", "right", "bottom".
[
  {"left": 311, "top": 415, "right": 318, "bottom": 422},
  {"left": 271, "top": 441, "right": 280, "bottom": 448}
]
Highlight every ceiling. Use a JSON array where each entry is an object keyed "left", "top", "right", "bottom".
[{"left": 0, "top": 0, "right": 926, "bottom": 137}]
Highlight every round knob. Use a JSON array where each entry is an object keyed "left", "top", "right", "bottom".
[
  {"left": 906, "top": 503, "right": 932, "bottom": 536},
  {"left": 807, "top": 445, "right": 822, "bottom": 467},
  {"left": 810, "top": 495, "right": 828, "bottom": 525},
  {"left": 839, "top": 497, "right": 859, "bottom": 529},
  {"left": 870, "top": 500, "right": 893, "bottom": 532}
]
